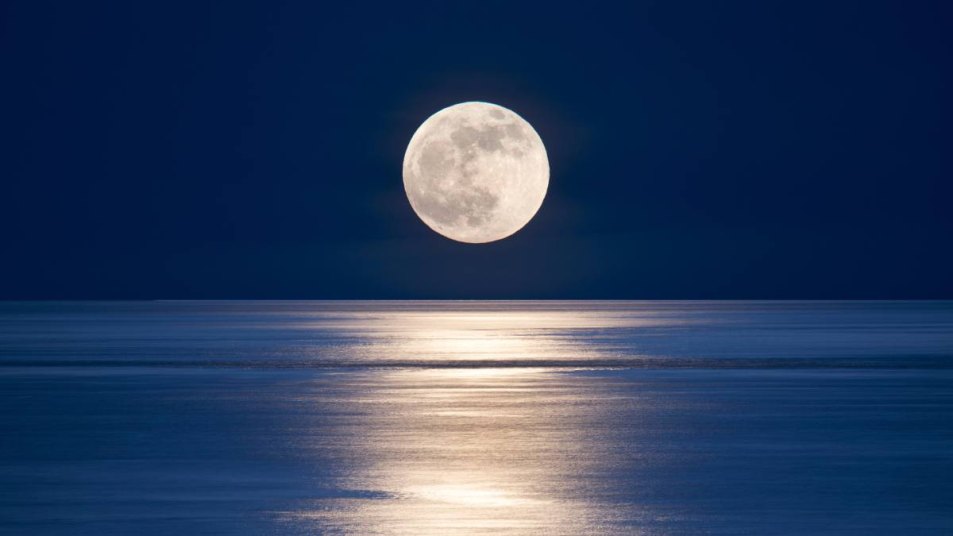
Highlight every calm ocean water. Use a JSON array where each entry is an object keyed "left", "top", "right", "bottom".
[{"left": 1, "top": 301, "right": 952, "bottom": 534}]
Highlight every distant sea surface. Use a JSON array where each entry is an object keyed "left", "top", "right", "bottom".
[{"left": 1, "top": 301, "right": 952, "bottom": 535}]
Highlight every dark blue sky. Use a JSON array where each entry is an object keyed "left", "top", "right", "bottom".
[{"left": 2, "top": 1, "right": 951, "bottom": 299}]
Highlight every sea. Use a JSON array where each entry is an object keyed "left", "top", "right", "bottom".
[{"left": 1, "top": 301, "right": 951, "bottom": 535}]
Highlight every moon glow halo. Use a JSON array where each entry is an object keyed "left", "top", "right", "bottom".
[{"left": 402, "top": 102, "right": 549, "bottom": 243}]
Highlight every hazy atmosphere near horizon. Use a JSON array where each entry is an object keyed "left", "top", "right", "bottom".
[{"left": 2, "top": 2, "right": 953, "bottom": 535}]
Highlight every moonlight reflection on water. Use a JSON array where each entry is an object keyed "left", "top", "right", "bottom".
[
  {"left": 286, "top": 367, "right": 646, "bottom": 534},
  {"left": 276, "top": 309, "right": 649, "bottom": 533}
]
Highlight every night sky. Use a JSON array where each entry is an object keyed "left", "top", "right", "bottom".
[{"left": 2, "top": 1, "right": 951, "bottom": 299}]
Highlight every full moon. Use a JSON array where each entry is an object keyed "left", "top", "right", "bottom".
[{"left": 402, "top": 102, "right": 549, "bottom": 243}]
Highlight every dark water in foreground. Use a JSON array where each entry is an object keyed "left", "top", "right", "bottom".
[{"left": 1, "top": 301, "right": 952, "bottom": 535}]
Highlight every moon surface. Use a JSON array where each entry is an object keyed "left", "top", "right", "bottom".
[{"left": 403, "top": 102, "right": 549, "bottom": 243}]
